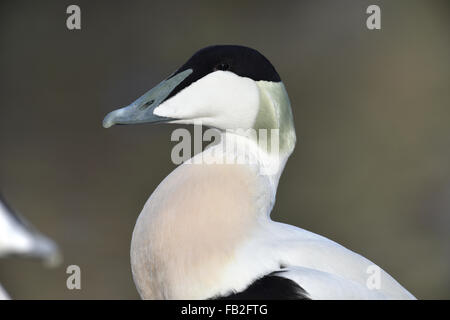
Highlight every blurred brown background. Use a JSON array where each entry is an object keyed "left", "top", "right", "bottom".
[{"left": 0, "top": 0, "right": 449, "bottom": 299}]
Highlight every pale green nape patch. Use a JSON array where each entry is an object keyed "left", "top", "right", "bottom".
[{"left": 253, "top": 81, "right": 297, "bottom": 155}]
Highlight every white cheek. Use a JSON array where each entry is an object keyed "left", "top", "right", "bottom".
[{"left": 154, "top": 71, "right": 260, "bottom": 129}]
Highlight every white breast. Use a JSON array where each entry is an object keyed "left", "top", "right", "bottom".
[{"left": 130, "top": 132, "right": 415, "bottom": 300}]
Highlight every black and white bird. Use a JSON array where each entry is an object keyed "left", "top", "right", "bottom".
[
  {"left": 0, "top": 194, "right": 60, "bottom": 299},
  {"left": 103, "top": 45, "right": 416, "bottom": 300}
]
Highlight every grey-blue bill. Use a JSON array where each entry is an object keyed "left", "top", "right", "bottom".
[{"left": 103, "top": 69, "right": 193, "bottom": 128}]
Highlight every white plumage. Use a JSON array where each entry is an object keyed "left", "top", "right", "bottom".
[
  {"left": 104, "top": 45, "right": 416, "bottom": 300},
  {"left": 0, "top": 284, "right": 9, "bottom": 300},
  {"left": 0, "top": 196, "right": 60, "bottom": 299}
]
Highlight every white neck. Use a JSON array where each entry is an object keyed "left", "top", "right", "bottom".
[
  {"left": 131, "top": 83, "right": 297, "bottom": 299},
  {"left": 187, "top": 131, "right": 292, "bottom": 217}
]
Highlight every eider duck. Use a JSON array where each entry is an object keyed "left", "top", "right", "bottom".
[{"left": 103, "top": 45, "right": 415, "bottom": 300}]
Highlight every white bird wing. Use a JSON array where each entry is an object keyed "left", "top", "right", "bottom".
[
  {"left": 269, "top": 222, "right": 416, "bottom": 299},
  {"left": 0, "top": 200, "right": 35, "bottom": 256},
  {"left": 0, "top": 197, "right": 60, "bottom": 265},
  {"left": 278, "top": 266, "right": 387, "bottom": 299},
  {"left": 0, "top": 284, "right": 10, "bottom": 300},
  {"left": 232, "top": 221, "right": 416, "bottom": 300}
]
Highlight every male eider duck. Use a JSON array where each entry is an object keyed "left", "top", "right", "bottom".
[
  {"left": 0, "top": 194, "right": 60, "bottom": 299},
  {"left": 103, "top": 45, "right": 415, "bottom": 300}
]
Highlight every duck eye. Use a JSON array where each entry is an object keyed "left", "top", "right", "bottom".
[{"left": 215, "top": 62, "right": 230, "bottom": 71}]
